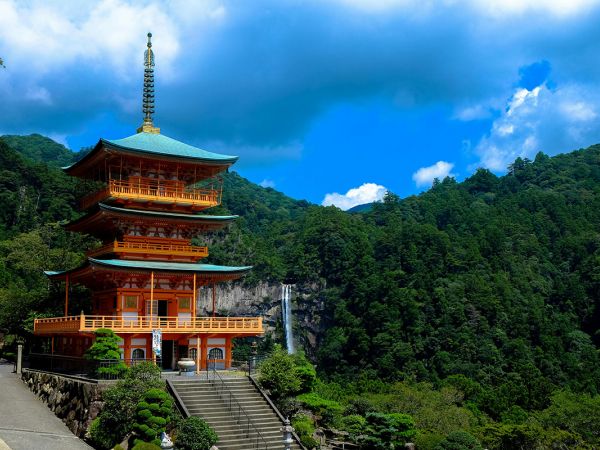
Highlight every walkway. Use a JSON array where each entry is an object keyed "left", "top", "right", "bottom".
[{"left": 0, "top": 360, "right": 92, "bottom": 450}]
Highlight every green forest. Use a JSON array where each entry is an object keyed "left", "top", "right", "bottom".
[{"left": 1, "top": 134, "right": 600, "bottom": 448}]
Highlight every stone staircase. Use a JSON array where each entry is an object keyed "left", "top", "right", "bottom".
[{"left": 169, "top": 377, "right": 303, "bottom": 450}]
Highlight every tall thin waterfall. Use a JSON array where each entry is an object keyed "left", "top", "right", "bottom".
[{"left": 281, "top": 284, "right": 294, "bottom": 354}]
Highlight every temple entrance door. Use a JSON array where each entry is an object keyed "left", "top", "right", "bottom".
[
  {"left": 158, "top": 300, "right": 168, "bottom": 317},
  {"left": 162, "top": 339, "right": 174, "bottom": 370}
]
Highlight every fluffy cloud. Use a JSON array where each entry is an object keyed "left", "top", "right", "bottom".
[
  {"left": 474, "top": 83, "right": 600, "bottom": 171},
  {"left": 3, "top": 0, "right": 600, "bottom": 164},
  {"left": 412, "top": 161, "right": 455, "bottom": 187},
  {"left": 321, "top": 183, "right": 387, "bottom": 210},
  {"left": 259, "top": 179, "right": 275, "bottom": 188}
]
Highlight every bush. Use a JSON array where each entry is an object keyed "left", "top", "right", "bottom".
[
  {"left": 133, "top": 388, "right": 172, "bottom": 446},
  {"left": 293, "top": 352, "right": 317, "bottom": 393},
  {"left": 292, "top": 414, "right": 319, "bottom": 449},
  {"left": 258, "top": 345, "right": 302, "bottom": 400},
  {"left": 359, "top": 412, "right": 417, "bottom": 450},
  {"left": 88, "top": 417, "right": 116, "bottom": 450},
  {"left": 89, "top": 362, "right": 164, "bottom": 446},
  {"left": 131, "top": 442, "right": 162, "bottom": 450},
  {"left": 84, "top": 328, "right": 127, "bottom": 378},
  {"left": 339, "top": 414, "right": 366, "bottom": 436},
  {"left": 175, "top": 416, "right": 218, "bottom": 450},
  {"left": 435, "top": 431, "right": 483, "bottom": 450},
  {"left": 296, "top": 392, "right": 343, "bottom": 425}
]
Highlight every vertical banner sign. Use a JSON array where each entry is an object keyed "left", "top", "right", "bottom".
[{"left": 152, "top": 329, "right": 162, "bottom": 358}]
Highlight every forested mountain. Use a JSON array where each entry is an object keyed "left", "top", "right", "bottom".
[
  {"left": 2, "top": 135, "right": 600, "bottom": 448},
  {"left": 0, "top": 134, "right": 74, "bottom": 167}
]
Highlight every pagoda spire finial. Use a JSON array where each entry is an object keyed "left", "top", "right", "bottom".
[{"left": 137, "top": 32, "right": 160, "bottom": 134}]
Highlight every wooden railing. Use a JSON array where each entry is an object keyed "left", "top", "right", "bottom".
[
  {"left": 80, "top": 178, "right": 221, "bottom": 210},
  {"left": 88, "top": 240, "right": 209, "bottom": 259},
  {"left": 34, "top": 315, "right": 264, "bottom": 335}
]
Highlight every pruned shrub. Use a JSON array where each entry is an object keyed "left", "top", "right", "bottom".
[
  {"left": 175, "top": 416, "right": 218, "bottom": 450},
  {"left": 84, "top": 328, "right": 127, "bottom": 378},
  {"left": 435, "top": 431, "right": 483, "bottom": 450},
  {"left": 132, "top": 388, "right": 172, "bottom": 447}
]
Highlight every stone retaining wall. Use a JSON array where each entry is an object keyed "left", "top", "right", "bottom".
[{"left": 21, "top": 369, "right": 106, "bottom": 437}]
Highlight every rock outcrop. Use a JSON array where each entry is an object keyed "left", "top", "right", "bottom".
[{"left": 201, "top": 281, "right": 327, "bottom": 358}]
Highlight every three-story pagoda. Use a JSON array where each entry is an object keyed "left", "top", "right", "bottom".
[{"left": 34, "top": 34, "right": 263, "bottom": 371}]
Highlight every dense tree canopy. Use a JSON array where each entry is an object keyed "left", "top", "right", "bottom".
[{"left": 2, "top": 135, "right": 600, "bottom": 447}]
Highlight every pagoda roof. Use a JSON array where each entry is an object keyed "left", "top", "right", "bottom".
[
  {"left": 64, "top": 132, "right": 238, "bottom": 175},
  {"left": 65, "top": 203, "right": 238, "bottom": 234},
  {"left": 97, "top": 203, "right": 238, "bottom": 221},
  {"left": 45, "top": 258, "right": 252, "bottom": 281}
]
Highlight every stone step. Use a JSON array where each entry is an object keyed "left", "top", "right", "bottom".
[{"left": 170, "top": 376, "right": 304, "bottom": 450}]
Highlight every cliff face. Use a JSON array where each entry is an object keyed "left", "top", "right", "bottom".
[{"left": 198, "top": 281, "right": 326, "bottom": 359}]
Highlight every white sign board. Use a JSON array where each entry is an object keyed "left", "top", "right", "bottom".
[{"left": 152, "top": 329, "right": 162, "bottom": 358}]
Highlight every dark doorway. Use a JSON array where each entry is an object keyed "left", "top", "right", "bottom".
[
  {"left": 158, "top": 300, "right": 168, "bottom": 317},
  {"left": 162, "top": 340, "right": 174, "bottom": 370}
]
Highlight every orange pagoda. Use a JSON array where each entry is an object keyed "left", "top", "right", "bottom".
[{"left": 34, "top": 33, "right": 263, "bottom": 371}]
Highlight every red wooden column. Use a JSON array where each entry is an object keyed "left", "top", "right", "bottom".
[
  {"left": 200, "top": 337, "right": 208, "bottom": 369},
  {"left": 195, "top": 334, "right": 200, "bottom": 375},
  {"left": 123, "top": 335, "right": 131, "bottom": 365},
  {"left": 225, "top": 337, "right": 232, "bottom": 369}
]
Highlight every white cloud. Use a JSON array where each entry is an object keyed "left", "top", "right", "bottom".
[
  {"left": 259, "top": 179, "right": 275, "bottom": 188},
  {"left": 0, "top": 0, "right": 181, "bottom": 77},
  {"left": 453, "top": 104, "right": 493, "bottom": 121},
  {"left": 473, "top": 0, "right": 597, "bottom": 17},
  {"left": 474, "top": 83, "right": 600, "bottom": 171},
  {"left": 412, "top": 161, "right": 455, "bottom": 187},
  {"left": 321, "top": 183, "right": 387, "bottom": 210},
  {"left": 25, "top": 86, "right": 52, "bottom": 105}
]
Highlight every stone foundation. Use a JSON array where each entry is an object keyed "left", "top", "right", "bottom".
[{"left": 21, "top": 369, "right": 106, "bottom": 437}]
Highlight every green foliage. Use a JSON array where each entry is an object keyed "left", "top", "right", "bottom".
[
  {"left": 0, "top": 134, "right": 74, "bottom": 167},
  {"left": 258, "top": 345, "right": 302, "bottom": 400},
  {"left": 477, "top": 422, "right": 589, "bottom": 450},
  {"left": 84, "top": 328, "right": 128, "bottom": 377},
  {"left": 359, "top": 412, "right": 417, "bottom": 449},
  {"left": 174, "top": 416, "right": 218, "bottom": 450},
  {"left": 296, "top": 393, "right": 343, "bottom": 425},
  {"left": 131, "top": 442, "right": 162, "bottom": 450},
  {"left": 132, "top": 388, "right": 172, "bottom": 447},
  {"left": 4, "top": 135, "right": 600, "bottom": 448},
  {"left": 291, "top": 414, "right": 319, "bottom": 449},
  {"left": 89, "top": 362, "right": 164, "bottom": 447},
  {"left": 88, "top": 417, "right": 115, "bottom": 450},
  {"left": 293, "top": 352, "right": 317, "bottom": 393},
  {"left": 435, "top": 431, "right": 483, "bottom": 450},
  {"left": 338, "top": 414, "right": 366, "bottom": 436},
  {"left": 534, "top": 390, "right": 600, "bottom": 445}
]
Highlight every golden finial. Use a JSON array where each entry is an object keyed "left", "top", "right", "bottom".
[{"left": 137, "top": 32, "right": 160, "bottom": 134}]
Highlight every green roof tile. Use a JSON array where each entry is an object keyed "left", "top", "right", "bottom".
[
  {"left": 89, "top": 258, "right": 252, "bottom": 272},
  {"left": 98, "top": 203, "right": 238, "bottom": 221},
  {"left": 103, "top": 133, "right": 238, "bottom": 163}
]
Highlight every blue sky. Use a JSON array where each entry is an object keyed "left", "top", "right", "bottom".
[{"left": 2, "top": 0, "right": 600, "bottom": 208}]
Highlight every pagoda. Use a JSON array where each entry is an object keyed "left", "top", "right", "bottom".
[{"left": 34, "top": 33, "right": 263, "bottom": 371}]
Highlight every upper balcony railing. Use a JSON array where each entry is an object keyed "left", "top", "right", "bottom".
[
  {"left": 87, "top": 240, "right": 209, "bottom": 260},
  {"left": 34, "top": 314, "right": 264, "bottom": 335},
  {"left": 80, "top": 177, "right": 221, "bottom": 210}
]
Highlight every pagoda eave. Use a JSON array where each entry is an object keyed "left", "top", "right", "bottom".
[
  {"left": 45, "top": 259, "right": 252, "bottom": 283},
  {"left": 64, "top": 133, "right": 238, "bottom": 179}
]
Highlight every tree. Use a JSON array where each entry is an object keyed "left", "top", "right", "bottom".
[
  {"left": 84, "top": 328, "right": 127, "bottom": 377},
  {"left": 175, "top": 417, "right": 218, "bottom": 450},
  {"left": 435, "top": 431, "right": 483, "bottom": 450},
  {"left": 258, "top": 345, "right": 302, "bottom": 400}
]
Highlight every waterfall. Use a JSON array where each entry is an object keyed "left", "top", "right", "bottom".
[{"left": 281, "top": 284, "right": 294, "bottom": 354}]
